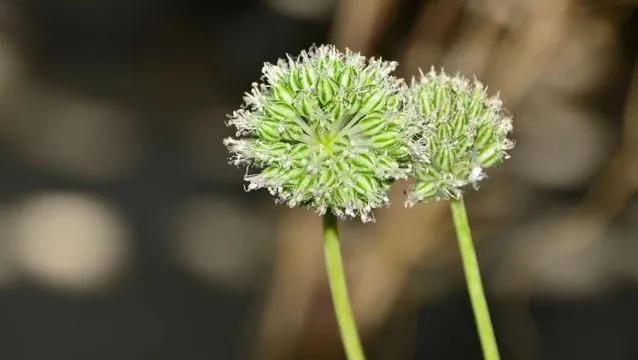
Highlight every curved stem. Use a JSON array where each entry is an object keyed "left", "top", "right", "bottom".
[
  {"left": 322, "top": 212, "right": 366, "bottom": 360},
  {"left": 449, "top": 198, "right": 501, "bottom": 360}
]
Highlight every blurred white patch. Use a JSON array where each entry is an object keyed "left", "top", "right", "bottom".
[
  {"left": 10, "top": 192, "right": 131, "bottom": 293},
  {"left": 492, "top": 209, "right": 612, "bottom": 298},
  {"left": 171, "top": 196, "right": 275, "bottom": 292},
  {"left": 265, "top": 0, "right": 337, "bottom": 21},
  {"left": 0, "top": 85, "right": 144, "bottom": 181},
  {"left": 513, "top": 92, "right": 612, "bottom": 190}
]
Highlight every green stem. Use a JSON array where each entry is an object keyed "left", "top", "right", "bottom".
[
  {"left": 322, "top": 212, "right": 366, "bottom": 360},
  {"left": 449, "top": 198, "right": 500, "bottom": 360}
]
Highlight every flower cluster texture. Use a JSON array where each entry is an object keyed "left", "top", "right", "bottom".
[
  {"left": 224, "top": 44, "right": 515, "bottom": 221},
  {"left": 406, "top": 68, "right": 514, "bottom": 205},
  {"left": 223, "top": 44, "right": 414, "bottom": 222}
]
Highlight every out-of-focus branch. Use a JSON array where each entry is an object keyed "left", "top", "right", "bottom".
[
  {"left": 400, "top": 0, "right": 465, "bottom": 75},
  {"left": 252, "top": 209, "right": 325, "bottom": 360},
  {"left": 487, "top": 0, "right": 576, "bottom": 109},
  {"left": 329, "top": 0, "right": 401, "bottom": 54}
]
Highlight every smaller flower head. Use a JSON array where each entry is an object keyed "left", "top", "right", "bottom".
[
  {"left": 224, "top": 44, "right": 413, "bottom": 222},
  {"left": 406, "top": 67, "right": 514, "bottom": 206}
]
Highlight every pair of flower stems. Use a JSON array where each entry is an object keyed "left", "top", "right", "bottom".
[
  {"left": 223, "top": 44, "right": 511, "bottom": 360},
  {"left": 323, "top": 197, "right": 499, "bottom": 360}
]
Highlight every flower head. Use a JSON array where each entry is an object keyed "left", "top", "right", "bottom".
[
  {"left": 406, "top": 67, "right": 514, "bottom": 206},
  {"left": 224, "top": 44, "right": 413, "bottom": 222}
]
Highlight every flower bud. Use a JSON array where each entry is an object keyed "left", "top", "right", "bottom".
[
  {"left": 338, "top": 66, "right": 355, "bottom": 88},
  {"left": 224, "top": 44, "right": 413, "bottom": 222},
  {"left": 360, "top": 89, "right": 386, "bottom": 114},
  {"left": 273, "top": 83, "right": 295, "bottom": 103},
  {"left": 406, "top": 68, "right": 514, "bottom": 205},
  {"left": 317, "top": 77, "right": 337, "bottom": 105},
  {"left": 357, "top": 114, "right": 386, "bottom": 135}
]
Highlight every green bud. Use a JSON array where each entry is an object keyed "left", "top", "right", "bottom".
[
  {"left": 295, "top": 173, "right": 315, "bottom": 195},
  {"left": 288, "top": 67, "right": 301, "bottom": 92},
  {"left": 436, "top": 122, "right": 452, "bottom": 140},
  {"left": 477, "top": 143, "right": 502, "bottom": 168},
  {"left": 268, "top": 142, "right": 291, "bottom": 158},
  {"left": 273, "top": 84, "right": 295, "bottom": 103},
  {"left": 357, "top": 114, "right": 386, "bottom": 135},
  {"left": 299, "top": 66, "right": 317, "bottom": 89},
  {"left": 352, "top": 173, "right": 376, "bottom": 196},
  {"left": 475, "top": 121, "right": 494, "bottom": 149},
  {"left": 281, "top": 168, "right": 304, "bottom": 183},
  {"left": 317, "top": 77, "right": 337, "bottom": 104},
  {"left": 434, "top": 147, "right": 455, "bottom": 172},
  {"left": 318, "top": 169, "right": 337, "bottom": 188},
  {"left": 418, "top": 91, "right": 434, "bottom": 115},
  {"left": 468, "top": 98, "right": 483, "bottom": 118},
  {"left": 350, "top": 152, "right": 376, "bottom": 170},
  {"left": 261, "top": 165, "right": 282, "bottom": 179},
  {"left": 257, "top": 121, "right": 281, "bottom": 142},
  {"left": 370, "top": 132, "right": 400, "bottom": 151},
  {"left": 290, "top": 143, "right": 310, "bottom": 162},
  {"left": 360, "top": 89, "right": 386, "bottom": 114},
  {"left": 347, "top": 97, "right": 363, "bottom": 115},
  {"left": 267, "top": 102, "right": 297, "bottom": 122},
  {"left": 339, "top": 66, "right": 356, "bottom": 88},
  {"left": 326, "top": 101, "right": 344, "bottom": 123},
  {"left": 411, "top": 180, "right": 438, "bottom": 203},
  {"left": 283, "top": 125, "right": 305, "bottom": 141},
  {"left": 406, "top": 67, "right": 514, "bottom": 204},
  {"left": 450, "top": 111, "right": 467, "bottom": 138},
  {"left": 376, "top": 155, "right": 399, "bottom": 172},
  {"left": 224, "top": 44, "right": 412, "bottom": 222}
]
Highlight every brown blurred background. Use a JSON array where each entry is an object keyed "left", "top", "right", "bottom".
[{"left": 0, "top": 0, "right": 638, "bottom": 359}]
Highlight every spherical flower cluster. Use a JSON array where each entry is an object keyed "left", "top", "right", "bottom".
[
  {"left": 224, "top": 45, "right": 414, "bottom": 222},
  {"left": 406, "top": 68, "right": 514, "bottom": 206}
]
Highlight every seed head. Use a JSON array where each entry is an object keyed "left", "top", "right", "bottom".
[
  {"left": 406, "top": 67, "right": 514, "bottom": 206},
  {"left": 224, "top": 44, "right": 413, "bottom": 222}
]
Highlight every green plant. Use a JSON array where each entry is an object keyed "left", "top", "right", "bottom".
[
  {"left": 406, "top": 68, "right": 513, "bottom": 360},
  {"left": 224, "top": 46, "right": 513, "bottom": 360},
  {"left": 224, "top": 44, "right": 415, "bottom": 360}
]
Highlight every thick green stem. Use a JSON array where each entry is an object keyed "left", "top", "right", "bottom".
[
  {"left": 449, "top": 198, "right": 500, "bottom": 360},
  {"left": 322, "top": 212, "right": 366, "bottom": 360}
]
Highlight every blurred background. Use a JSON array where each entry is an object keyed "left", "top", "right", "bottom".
[{"left": 0, "top": 0, "right": 637, "bottom": 359}]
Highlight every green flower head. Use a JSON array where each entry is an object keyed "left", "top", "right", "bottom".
[
  {"left": 224, "top": 44, "right": 413, "bottom": 222},
  {"left": 406, "top": 67, "right": 514, "bottom": 206}
]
